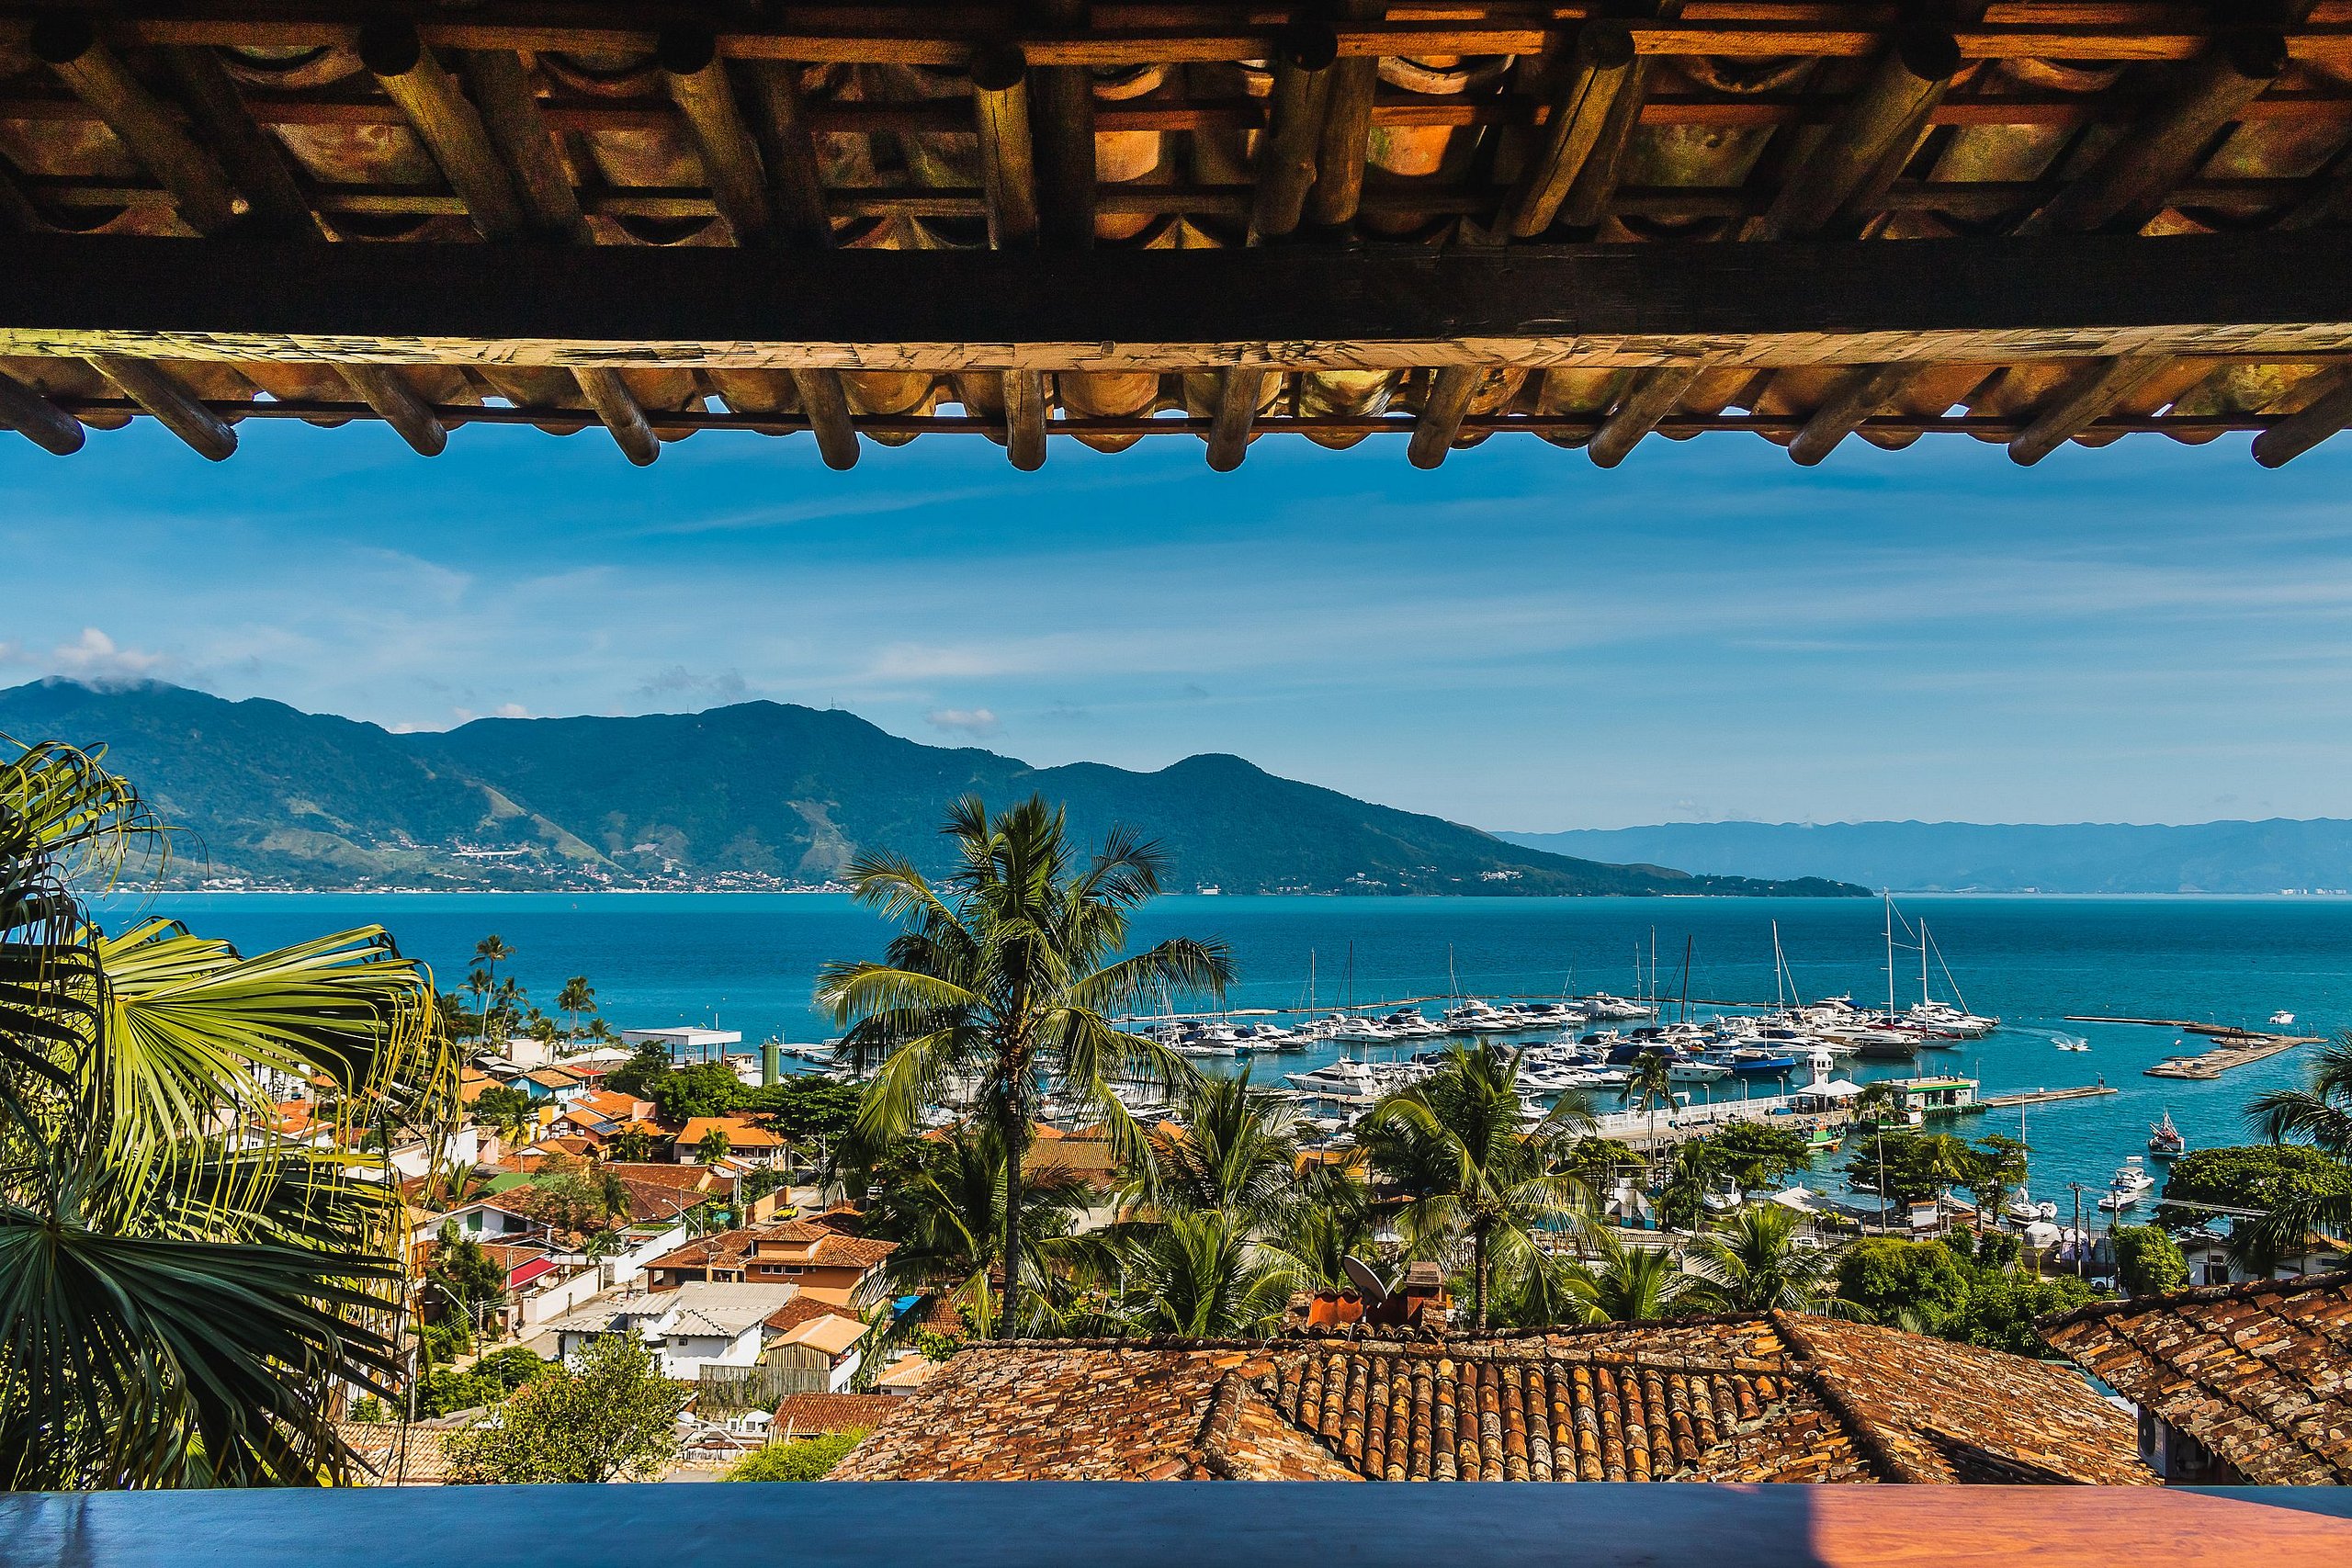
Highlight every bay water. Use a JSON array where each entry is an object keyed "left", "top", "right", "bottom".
[{"left": 118, "top": 892, "right": 2352, "bottom": 1206}]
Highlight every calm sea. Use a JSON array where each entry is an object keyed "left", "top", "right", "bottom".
[{"left": 107, "top": 892, "right": 2352, "bottom": 1204}]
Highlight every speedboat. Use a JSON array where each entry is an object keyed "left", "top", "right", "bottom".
[
  {"left": 2096, "top": 1156, "right": 2157, "bottom": 1213},
  {"left": 2052, "top": 1033, "right": 2090, "bottom": 1053},
  {"left": 2006, "top": 1188, "right": 2059, "bottom": 1224}
]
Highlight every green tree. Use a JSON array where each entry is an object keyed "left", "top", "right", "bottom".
[
  {"left": 1658, "top": 1137, "right": 1726, "bottom": 1233},
  {"left": 2112, "top": 1224, "right": 2190, "bottom": 1298},
  {"left": 474, "top": 1082, "right": 535, "bottom": 1145},
  {"left": 725, "top": 1429, "right": 868, "bottom": 1481},
  {"left": 1621, "top": 1047, "right": 1677, "bottom": 1145},
  {"left": 515, "top": 1170, "right": 616, "bottom": 1235},
  {"left": 1687, "top": 1204, "right": 1853, "bottom": 1314},
  {"left": 1949, "top": 1260, "right": 2096, "bottom": 1356},
  {"left": 744, "top": 1076, "right": 865, "bottom": 1145},
  {"left": 466, "top": 965, "right": 493, "bottom": 1042},
  {"left": 1358, "top": 1043, "right": 1594, "bottom": 1327},
  {"left": 472, "top": 935, "right": 514, "bottom": 1024},
  {"left": 1851, "top": 1080, "right": 1905, "bottom": 1128},
  {"left": 695, "top": 1125, "right": 733, "bottom": 1166},
  {"left": 441, "top": 1334, "right": 684, "bottom": 1483},
  {"left": 605, "top": 1041, "right": 673, "bottom": 1100},
  {"left": 2239, "top": 1038, "right": 2352, "bottom": 1261},
  {"left": 1835, "top": 1238, "right": 1971, "bottom": 1333},
  {"left": 1699, "top": 1122, "right": 1815, "bottom": 1191},
  {"left": 1131, "top": 1068, "right": 1301, "bottom": 1223},
  {"left": 608, "top": 1125, "right": 657, "bottom": 1162},
  {"left": 1844, "top": 1129, "right": 1970, "bottom": 1208},
  {"left": 650, "top": 1061, "right": 749, "bottom": 1124},
  {"left": 1962, "top": 1134, "right": 2030, "bottom": 1229},
  {"left": 1085, "top": 1209, "right": 1296, "bottom": 1337},
  {"left": 428, "top": 1220, "right": 508, "bottom": 1333},
  {"left": 555, "top": 975, "right": 596, "bottom": 1042},
  {"left": 858, "top": 1124, "right": 1092, "bottom": 1330},
  {"left": 2155, "top": 1143, "right": 2352, "bottom": 1231},
  {"left": 818, "top": 795, "right": 1231, "bottom": 1336},
  {"left": 1260, "top": 1173, "right": 1381, "bottom": 1293},
  {"left": 0, "top": 739, "right": 455, "bottom": 1489}
]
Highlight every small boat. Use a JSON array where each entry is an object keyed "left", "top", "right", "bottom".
[
  {"left": 2270, "top": 1010, "right": 2297, "bottom": 1027},
  {"left": 2006, "top": 1187, "right": 2059, "bottom": 1224},
  {"left": 2096, "top": 1156, "right": 2157, "bottom": 1213},
  {"left": 2147, "top": 1111, "right": 2186, "bottom": 1158},
  {"left": 2052, "top": 1033, "right": 2090, "bottom": 1053}
]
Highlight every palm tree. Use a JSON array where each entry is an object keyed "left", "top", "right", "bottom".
[
  {"left": 817, "top": 795, "right": 1231, "bottom": 1335},
  {"left": 2242, "top": 1035, "right": 2352, "bottom": 1260},
  {"left": 695, "top": 1126, "right": 732, "bottom": 1166},
  {"left": 608, "top": 1126, "right": 655, "bottom": 1162},
  {"left": 1085, "top": 1209, "right": 1297, "bottom": 1337},
  {"left": 556, "top": 976, "right": 596, "bottom": 1043},
  {"left": 1559, "top": 1228, "right": 1702, "bottom": 1323},
  {"left": 1851, "top": 1079, "right": 1905, "bottom": 1128},
  {"left": 465, "top": 965, "right": 492, "bottom": 1042},
  {"left": 1623, "top": 1046, "right": 1677, "bottom": 1151},
  {"left": 858, "top": 1124, "right": 1092, "bottom": 1332},
  {"left": 1129, "top": 1068, "right": 1302, "bottom": 1224},
  {"left": 1259, "top": 1171, "right": 1381, "bottom": 1293},
  {"left": 1357, "top": 1043, "right": 1594, "bottom": 1328},
  {"left": 1686, "top": 1205, "right": 1853, "bottom": 1314},
  {"left": 0, "top": 739, "right": 456, "bottom": 1487},
  {"left": 486, "top": 976, "right": 524, "bottom": 1044},
  {"left": 472, "top": 934, "right": 514, "bottom": 1014}
]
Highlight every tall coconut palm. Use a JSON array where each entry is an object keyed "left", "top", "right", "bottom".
[
  {"left": 1357, "top": 1043, "right": 1594, "bottom": 1327},
  {"left": 555, "top": 976, "right": 595, "bottom": 1043},
  {"left": 1623, "top": 1046, "right": 1677, "bottom": 1149},
  {"left": 1558, "top": 1228, "right": 1702, "bottom": 1324},
  {"left": 464, "top": 966, "right": 492, "bottom": 1042},
  {"left": 1084, "top": 1209, "right": 1298, "bottom": 1337},
  {"left": 0, "top": 739, "right": 456, "bottom": 1488},
  {"left": 817, "top": 795, "right": 1231, "bottom": 1334},
  {"left": 471, "top": 935, "right": 513, "bottom": 1010},
  {"left": 857, "top": 1123, "right": 1092, "bottom": 1332},
  {"left": 1686, "top": 1205, "right": 1854, "bottom": 1314},
  {"left": 1259, "top": 1172, "right": 1381, "bottom": 1294}
]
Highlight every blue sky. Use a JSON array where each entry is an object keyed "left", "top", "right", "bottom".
[{"left": 5, "top": 415, "right": 2350, "bottom": 830}]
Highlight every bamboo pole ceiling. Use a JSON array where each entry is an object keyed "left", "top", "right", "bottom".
[{"left": 5, "top": 4, "right": 2352, "bottom": 470}]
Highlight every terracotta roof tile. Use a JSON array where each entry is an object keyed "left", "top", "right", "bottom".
[
  {"left": 771, "top": 1393, "right": 904, "bottom": 1437},
  {"left": 2041, "top": 1269, "right": 2352, "bottom": 1484},
  {"left": 831, "top": 1314, "right": 2147, "bottom": 1484}
]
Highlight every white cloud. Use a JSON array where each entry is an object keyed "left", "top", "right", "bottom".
[
  {"left": 49, "top": 627, "right": 168, "bottom": 682},
  {"left": 493, "top": 702, "right": 530, "bottom": 719},
  {"left": 925, "top": 706, "right": 1001, "bottom": 739}
]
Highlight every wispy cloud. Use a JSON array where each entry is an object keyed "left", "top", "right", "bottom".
[
  {"left": 47, "top": 627, "right": 169, "bottom": 682},
  {"left": 925, "top": 706, "right": 1001, "bottom": 739}
]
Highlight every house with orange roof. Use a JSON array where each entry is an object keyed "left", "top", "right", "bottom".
[
  {"left": 641, "top": 1219, "right": 897, "bottom": 1306},
  {"left": 674, "top": 1115, "right": 789, "bottom": 1167}
]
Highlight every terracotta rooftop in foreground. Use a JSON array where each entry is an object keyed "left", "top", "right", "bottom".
[
  {"left": 9, "top": 6, "right": 2352, "bottom": 474},
  {"left": 2041, "top": 1269, "right": 2352, "bottom": 1485},
  {"left": 830, "top": 1312, "right": 2152, "bottom": 1483}
]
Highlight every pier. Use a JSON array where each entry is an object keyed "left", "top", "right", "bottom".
[
  {"left": 1970, "top": 1084, "right": 2119, "bottom": 1111},
  {"left": 2059, "top": 1015, "right": 2321, "bottom": 1079}
]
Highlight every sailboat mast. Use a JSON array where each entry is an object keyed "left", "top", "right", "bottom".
[
  {"left": 1679, "top": 936, "right": 1693, "bottom": 1024},
  {"left": 1921, "top": 919, "right": 1931, "bottom": 1009},
  {"left": 1883, "top": 896, "right": 1894, "bottom": 1018},
  {"left": 1772, "top": 920, "right": 1783, "bottom": 1011}
]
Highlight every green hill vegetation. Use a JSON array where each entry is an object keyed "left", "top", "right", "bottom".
[{"left": 0, "top": 679, "right": 1862, "bottom": 897}]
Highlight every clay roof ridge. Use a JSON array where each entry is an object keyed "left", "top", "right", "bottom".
[
  {"left": 2037, "top": 1266, "right": 2352, "bottom": 1330},
  {"left": 2090, "top": 1291, "right": 2352, "bottom": 1483},
  {"left": 1766, "top": 1310, "right": 1928, "bottom": 1485}
]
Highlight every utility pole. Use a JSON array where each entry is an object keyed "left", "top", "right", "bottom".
[{"left": 2070, "top": 1183, "right": 2088, "bottom": 1279}]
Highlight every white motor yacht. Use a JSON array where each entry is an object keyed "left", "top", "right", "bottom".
[{"left": 2096, "top": 1156, "right": 2157, "bottom": 1213}]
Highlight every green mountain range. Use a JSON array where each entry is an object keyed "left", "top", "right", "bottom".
[{"left": 0, "top": 680, "right": 1860, "bottom": 897}]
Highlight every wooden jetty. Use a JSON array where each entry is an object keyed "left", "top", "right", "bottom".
[
  {"left": 2062, "top": 1015, "right": 2321, "bottom": 1078},
  {"left": 2065, "top": 1015, "right": 2324, "bottom": 1044},
  {"left": 1969, "top": 1084, "right": 2118, "bottom": 1111}
]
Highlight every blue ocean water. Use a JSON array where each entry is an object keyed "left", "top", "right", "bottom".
[{"left": 107, "top": 891, "right": 2352, "bottom": 1202}]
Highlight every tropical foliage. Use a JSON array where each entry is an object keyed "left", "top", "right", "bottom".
[
  {"left": 440, "top": 1335, "right": 683, "bottom": 1483},
  {"left": 724, "top": 1428, "right": 868, "bottom": 1481},
  {"left": 0, "top": 739, "right": 456, "bottom": 1488},
  {"left": 817, "top": 795, "right": 1230, "bottom": 1332},
  {"left": 2111, "top": 1224, "right": 2189, "bottom": 1298},
  {"left": 857, "top": 1122, "right": 1091, "bottom": 1331},
  {"left": 1686, "top": 1204, "right": 1853, "bottom": 1314}
]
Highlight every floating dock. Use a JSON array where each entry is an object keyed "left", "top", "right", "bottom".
[
  {"left": 1971, "top": 1084, "right": 2119, "bottom": 1111},
  {"left": 2060, "top": 1015, "right": 2322, "bottom": 1078}
]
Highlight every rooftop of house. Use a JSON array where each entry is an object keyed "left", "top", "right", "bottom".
[
  {"left": 541, "top": 1280, "right": 802, "bottom": 1341},
  {"left": 675, "top": 1115, "right": 788, "bottom": 1149},
  {"left": 770, "top": 1393, "right": 903, "bottom": 1438},
  {"left": 779, "top": 1313, "right": 868, "bottom": 1358},
  {"left": 645, "top": 1220, "right": 899, "bottom": 1277},
  {"left": 2039, "top": 1268, "right": 2352, "bottom": 1486},
  {"left": 831, "top": 1313, "right": 2151, "bottom": 1484},
  {"left": 765, "top": 1296, "right": 862, "bottom": 1336}
]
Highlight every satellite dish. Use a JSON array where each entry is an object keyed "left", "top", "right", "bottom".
[{"left": 1341, "top": 1255, "right": 1388, "bottom": 1303}]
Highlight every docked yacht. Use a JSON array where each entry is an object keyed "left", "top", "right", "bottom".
[
  {"left": 2096, "top": 1156, "right": 2157, "bottom": 1213},
  {"left": 1287, "top": 1059, "right": 1385, "bottom": 1098},
  {"left": 1580, "top": 994, "right": 1656, "bottom": 1021},
  {"left": 1442, "top": 998, "right": 1521, "bottom": 1033}
]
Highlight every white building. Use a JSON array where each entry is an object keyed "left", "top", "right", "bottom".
[
  {"left": 540, "top": 1280, "right": 798, "bottom": 1379},
  {"left": 621, "top": 1027, "right": 742, "bottom": 1063}
]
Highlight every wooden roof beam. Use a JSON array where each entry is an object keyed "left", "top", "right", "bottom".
[
  {"left": 1002, "top": 368, "right": 1048, "bottom": 470},
  {"left": 1788, "top": 363, "right": 1917, "bottom": 465},
  {"left": 1306, "top": 0, "right": 1384, "bottom": 230},
  {"left": 1589, "top": 366, "right": 1704, "bottom": 468},
  {"left": 2018, "top": 32, "right": 2288, "bottom": 236},
  {"left": 788, "top": 368, "right": 860, "bottom": 469},
  {"left": 1504, "top": 21, "right": 1637, "bottom": 239},
  {"left": 744, "top": 63, "right": 835, "bottom": 249},
  {"left": 156, "top": 45, "right": 322, "bottom": 239},
  {"left": 2251, "top": 367, "right": 2352, "bottom": 467},
  {"left": 0, "top": 367, "right": 85, "bottom": 455},
  {"left": 1205, "top": 367, "right": 1267, "bottom": 472},
  {"left": 572, "top": 367, "right": 659, "bottom": 466},
  {"left": 87, "top": 354, "right": 234, "bottom": 459},
  {"left": 1748, "top": 28, "right": 1961, "bottom": 242},
  {"left": 459, "top": 50, "right": 593, "bottom": 244},
  {"left": 974, "top": 46, "right": 1042, "bottom": 252},
  {"left": 1408, "top": 366, "right": 1481, "bottom": 469},
  {"left": 1249, "top": 21, "right": 1338, "bottom": 243},
  {"left": 30, "top": 18, "right": 245, "bottom": 236},
  {"left": 359, "top": 22, "right": 527, "bottom": 242},
  {"left": 660, "top": 28, "right": 773, "bottom": 243},
  {"left": 2008, "top": 354, "right": 2174, "bottom": 465},
  {"left": 335, "top": 365, "right": 446, "bottom": 457},
  {"left": 1026, "top": 0, "right": 1097, "bottom": 250}
]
